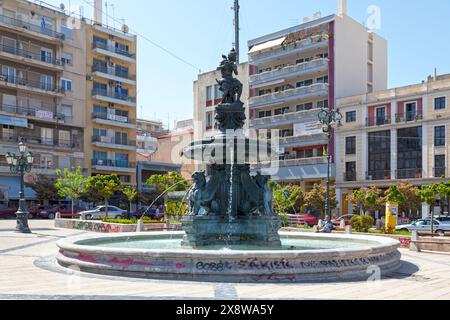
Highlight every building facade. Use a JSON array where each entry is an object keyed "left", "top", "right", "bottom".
[
  {"left": 0, "top": 0, "right": 86, "bottom": 204},
  {"left": 83, "top": 1, "right": 137, "bottom": 186},
  {"left": 247, "top": 11, "right": 387, "bottom": 191},
  {"left": 136, "top": 118, "right": 167, "bottom": 158},
  {"left": 336, "top": 73, "right": 450, "bottom": 216}
]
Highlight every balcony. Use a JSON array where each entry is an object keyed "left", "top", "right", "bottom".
[
  {"left": 0, "top": 14, "right": 65, "bottom": 41},
  {"left": 92, "top": 88, "right": 136, "bottom": 107},
  {"left": 396, "top": 169, "right": 423, "bottom": 180},
  {"left": 366, "top": 117, "right": 391, "bottom": 127},
  {"left": 92, "top": 42, "right": 136, "bottom": 63},
  {"left": 0, "top": 103, "right": 69, "bottom": 124},
  {"left": 250, "top": 59, "right": 329, "bottom": 87},
  {"left": 0, "top": 44, "right": 63, "bottom": 70},
  {"left": 91, "top": 159, "right": 136, "bottom": 174},
  {"left": 0, "top": 161, "right": 58, "bottom": 175},
  {"left": 92, "top": 136, "right": 136, "bottom": 151},
  {"left": 92, "top": 65, "right": 136, "bottom": 85},
  {"left": 251, "top": 108, "right": 320, "bottom": 129},
  {"left": 366, "top": 170, "right": 391, "bottom": 181},
  {"left": 0, "top": 75, "right": 64, "bottom": 97},
  {"left": 249, "top": 33, "right": 329, "bottom": 65},
  {"left": 344, "top": 172, "right": 357, "bottom": 182},
  {"left": 277, "top": 132, "right": 328, "bottom": 148},
  {"left": 0, "top": 134, "right": 80, "bottom": 150},
  {"left": 255, "top": 156, "right": 328, "bottom": 169},
  {"left": 91, "top": 112, "right": 136, "bottom": 129},
  {"left": 249, "top": 83, "right": 329, "bottom": 109},
  {"left": 395, "top": 112, "right": 423, "bottom": 124}
]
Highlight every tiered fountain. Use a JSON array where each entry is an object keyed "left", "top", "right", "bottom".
[{"left": 56, "top": 50, "right": 402, "bottom": 283}]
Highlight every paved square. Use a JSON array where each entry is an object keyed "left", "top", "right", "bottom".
[{"left": 0, "top": 220, "right": 449, "bottom": 300}]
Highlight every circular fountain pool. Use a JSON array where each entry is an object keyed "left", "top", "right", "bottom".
[{"left": 56, "top": 232, "right": 401, "bottom": 283}]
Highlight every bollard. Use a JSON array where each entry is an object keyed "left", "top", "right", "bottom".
[
  {"left": 56, "top": 212, "right": 61, "bottom": 220},
  {"left": 345, "top": 225, "right": 352, "bottom": 234},
  {"left": 136, "top": 219, "right": 144, "bottom": 233},
  {"left": 410, "top": 230, "right": 420, "bottom": 252},
  {"left": 340, "top": 219, "right": 346, "bottom": 229}
]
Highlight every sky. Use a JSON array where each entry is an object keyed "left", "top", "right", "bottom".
[{"left": 45, "top": 0, "right": 450, "bottom": 129}]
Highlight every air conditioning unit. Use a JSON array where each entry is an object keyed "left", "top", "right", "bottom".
[
  {"left": 28, "top": 123, "right": 34, "bottom": 129},
  {"left": 86, "top": 75, "right": 94, "bottom": 81}
]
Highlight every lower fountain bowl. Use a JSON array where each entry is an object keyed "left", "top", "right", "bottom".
[{"left": 56, "top": 232, "right": 401, "bottom": 283}]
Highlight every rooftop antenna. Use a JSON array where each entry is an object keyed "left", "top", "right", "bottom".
[{"left": 232, "top": 0, "right": 240, "bottom": 63}]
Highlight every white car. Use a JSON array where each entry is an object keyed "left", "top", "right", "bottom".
[
  {"left": 396, "top": 219, "right": 450, "bottom": 235},
  {"left": 81, "top": 206, "right": 126, "bottom": 220}
]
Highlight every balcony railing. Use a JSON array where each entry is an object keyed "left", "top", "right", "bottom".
[
  {"left": 396, "top": 169, "right": 423, "bottom": 180},
  {"left": 344, "top": 172, "right": 357, "bottom": 182},
  {"left": 254, "top": 156, "right": 328, "bottom": 169},
  {"left": 249, "top": 83, "right": 329, "bottom": 108},
  {"left": 91, "top": 112, "right": 133, "bottom": 124},
  {"left": 395, "top": 112, "right": 423, "bottom": 123},
  {"left": 92, "top": 88, "right": 136, "bottom": 103},
  {"left": 91, "top": 159, "right": 135, "bottom": 168},
  {"left": 0, "top": 44, "right": 61, "bottom": 66},
  {"left": 434, "top": 167, "right": 446, "bottom": 178},
  {"left": 0, "top": 75, "right": 62, "bottom": 93},
  {"left": 92, "top": 65, "right": 136, "bottom": 81},
  {"left": 92, "top": 136, "right": 136, "bottom": 147},
  {"left": 0, "top": 134, "right": 80, "bottom": 149},
  {"left": 92, "top": 41, "right": 136, "bottom": 59},
  {"left": 251, "top": 108, "right": 321, "bottom": 127},
  {"left": 366, "top": 170, "right": 391, "bottom": 181},
  {"left": 366, "top": 117, "right": 391, "bottom": 127},
  {"left": 0, "top": 103, "right": 66, "bottom": 121},
  {"left": 0, "top": 14, "right": 65, "bottom": 40}
]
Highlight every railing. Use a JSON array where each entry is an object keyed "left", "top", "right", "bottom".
[
  {"left": 395, "top": 112, "right": 423, "bottom": 123},
  {"left": 344, "top": 172, "right": 357, "bottom": 182},
  {"left": 396, "top": 169, "right": 423, "bottom": 180},
  {"left": 91, "top": 112, "right": 132, "bottom": 124},
  {"left": 92, "top": 65, "right": 136, "bottom": 81},
  {"left": 366, "top": 117, "right": 391, "bottom": 127},
  {"left": 0, "top": 74, "right": 62, "bottom": 93},
  {"left": 278, "top": 132, "right": 327, "bottom": 146},
  {"left": 250, "top": 58, "right": 329, "bottom": 83},
  {"left": 92, "top": 41, "right": 136, "bottom": 59},
  {"left": 0, "top": 14, "right": 65, "bottom": 40},
  {"left": 92, "top": 136, "right": 136, "bottom": 147},
  {"left": 366, "top": 170, "right": 391, "bottom": 181},
  {"left": 0, "top": 134, "right": 80, "bottom": 149},
  {"left": 434, "top": 167, "right": 446, "bottom": 178},
  {"left": 254, "top": 156, "right": 328, "bottom": 169},
  {"left": 0, "top": 44, "right": 61, "bottom": 66},
  {"left": 92, "top": 88, "right": 136, "bottom": 103},
  {"left": 250, "top": 33, "right": 329, "bottom": 62},
  {"left": 251, "top": 108, "right": 320, "bottom": 127},
  {"left": 0, "top": 103, "right": 66, "bottom": 121},
  {"left": 249, "top": 83, "right": 329, "bottom": 107},
  {"left": 91, "top": 159, "right": 136, "bottom": 168}
]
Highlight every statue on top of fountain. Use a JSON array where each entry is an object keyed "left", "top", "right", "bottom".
[{"left": 216, "top": 48, "right": 243, "bottom": 104}]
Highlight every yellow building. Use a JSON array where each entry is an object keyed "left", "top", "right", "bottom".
[{"left": 83, "top": 1, "right": 137, "bottom": 185}]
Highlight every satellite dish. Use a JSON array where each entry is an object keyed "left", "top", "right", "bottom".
[
  {"left": 60, "top": 3, "right": 65, "bottom": 11},
  {"left": 122, "top": 24, "right": 129, "bottom": 34}
]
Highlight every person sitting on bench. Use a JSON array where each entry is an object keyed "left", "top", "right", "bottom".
[{"left": 317, "top": 215, "right": 334, "bottom": 233}]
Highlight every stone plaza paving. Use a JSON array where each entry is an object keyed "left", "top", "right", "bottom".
[{"left": 0, "top": 220, "right": 450, "bottom": 300}]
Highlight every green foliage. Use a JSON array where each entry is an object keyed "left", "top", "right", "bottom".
[
  {"left": 146, "top": 172, "right": 188, "bottom": 194},
  {"left": 55, "top": 167, "right": 87, "bottom": 213},
  {"left": 271, "top": 183, "right": 304, "bottom": 214},
  {"left": 349, "top": 187, "right": 384, "bottom": 214},
  {"left": 122, "top": 186, "right": 138, "bottom": 203},
  {"left": 86, "top": 174, "right": 122, "bottom": 218},
  {"left": 165, "top": 200, "right": 188, "bottom": 216},
  {"left": 25, "top": 175, "right": 60, "bottom": 203},
  {"left": 279, "top": 212, "right": 288, "bottom": 227},
  {"left": 304, "top": 183, "right": 338, "bottom": 215},
  {"left": 417, "top": 185, "right": 436, "bottom": 205},
  {"left": 385, "top": 185, "right": 406, "bottom": 204},
  {"left": 102, "top": 217, "right": 163, "bottom": 225},
  {"left": 350, "top": 215, "right": 375, "bottom": 233},
  {"left": 397, "top": 182, "right": 421, "bottom": 214}
]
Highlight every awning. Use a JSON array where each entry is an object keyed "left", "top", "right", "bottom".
[
  {"left": 0, "top": 115, "right": 28, "bottom": 128},
  {"left": 249, "top": 36, "right": 286, "bottom": 54},
  {"left": 0, "top": 176, "right": 36, "bottom": 200}
]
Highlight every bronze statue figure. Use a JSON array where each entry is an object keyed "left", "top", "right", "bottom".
[{"left": 216, "top": 48, "right": 243, "bottom": 104}]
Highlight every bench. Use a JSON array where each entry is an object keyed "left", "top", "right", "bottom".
[{"left": 410, "top": 231, "right": 450, "bottom": 253}]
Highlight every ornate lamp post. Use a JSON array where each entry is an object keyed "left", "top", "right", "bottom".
[
  {"left": 318, "top": 107, "right": 343, "bottom": 218},
  {"left": 5, "top": 138, "right": 34, "bottom": 233}
]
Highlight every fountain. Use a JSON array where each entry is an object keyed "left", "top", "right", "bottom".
[{"left": 56, "top": 50, "right": 402, "bottom": 283}]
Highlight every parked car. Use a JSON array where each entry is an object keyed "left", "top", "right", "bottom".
[
  {"left": 434, "top": 216, "right": 450, "bottom": 224},
  {"left": 296, "top": 213, "right": 320, "bottom": 227},
  {"left": 29, "top": 205, "right": 55, "bottom": 219},
  {"left": 81, "top": 206, "right": 126, "bottom": 220},
  {"left": 132, "top": 207, "right": 165, "bottom": 221},
  {"left": 332, "top": 214, "right": 355, "bottom": 227},
  {"left": 396, "top": 219, "right": 450, "bottom": 235},
  {"left": 0, "top": 205, "right": 17, "bottom": 219},
  {"left": 53, "top": 205, "right": 86, "bottom": 216}
]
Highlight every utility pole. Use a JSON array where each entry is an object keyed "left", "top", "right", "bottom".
[{"left": 232, "top": 0, "right": 240, "bottom": 63}]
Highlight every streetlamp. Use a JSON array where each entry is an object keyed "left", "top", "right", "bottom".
[
  {"left": 5, "top": 138, "right": 34, "bottom": 233},
  {"left": 317, "top": 107, "right": 343, "bottom": 218}
]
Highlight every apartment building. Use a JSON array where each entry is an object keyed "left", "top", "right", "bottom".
[
  {"left": 335, "top": 73, "right": 450, "bottom": 216},
  {"left": 136, "top": 118, "right": 167, "bottom": 157},
  {"left": 84, "top": 0, "right": 137, "bottom": 186},
  {"left": 0, "top": 0, "right": 86, "bottom": 204},
  {"left": 247, "top": 8, "right": 387, "bottom": 191}
]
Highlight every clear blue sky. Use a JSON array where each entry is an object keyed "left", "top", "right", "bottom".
[{"left": 47, "top": 0, "right": 450, "bottom": 129}]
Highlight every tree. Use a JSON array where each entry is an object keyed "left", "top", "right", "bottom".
[
  {"left": 304, "top": 183, "right": 338, "bottom": 216},
  {"left": 396, "top": 182, "right": 421, "bottom": 216},
  {"left": 86, "top": 175, "right": 122, "bottom": 218},
  {"left": 435, "top": 181, "right": 450, "bottom": 216},
  {"left": 348, "top": 188, "right": 366, "bottom": 215},
  {"left": 271, "top": 183, "right": 304, "bottom": 214},
  {"left": 364, "top": 187, "right": 384, "bottom": 212},
  {"left": 122, "top": 186, "right": 138, "bottom": 219},
  {"left": 165, "top": 200, "right": 188, "bottom": 216},
  {"left": 146, "top": 172, "right": 188, "bottom": 194},
  {"left": 25, "top": 175, "right": 60, "bottom": 205},
  {"left": 55, "top": 167, "right": 87, "bottom": 214},
  {"left": 417, "top": 185, "right": 438, "bottom": 233}
]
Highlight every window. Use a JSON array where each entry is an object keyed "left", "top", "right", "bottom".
[
  {"left": 368, "top": 130, "right": 391, "bottom": 180},
  {"left": 296, "top": 79, "right": 313, "bottom": 88},
  {"left": 316, "top": 76, "right": 329, "bottom": 84},
  {"left": 405, "top": 102, "right": 417, "bottom": 121},
  {"left": 61, "top": 79, "right": 72, "bottom": 92},
  {"left": 346, "top": 111, "right": 357, "bottom": 123},
  {"left": 93, "top": 151, "right": 107, "bottom": 164},
  {"left": 58, "top": 130, "right": 71, "bottom": 147},
  {"left": 115, "top": 42, "right": 129, "bottom": 54},
  {"left": 435, "top": 155, "right": 446, "bottom": 178},
  {"left": 296, "top": 103, "right": 313, "bottom": 112},
  {"left": 115, "top": 153, "right": 129, "bottom": 167},
  {"left": 206, "top": 112, "right": 213, "bottom": 128},
  {"left": 93, "top": 128, "right": 107, "bottom": 138},
  {"left": 317, "top": 100, "right": 329, "bottom": 109},
  {"left": 40, "top": 48, "right": 52, "bottom": 63},
  {"left": 115, "top": 65, "right": 129, "bottom": 78},
  {"left": 376, "top": 107, "right": 386, "bottom": 125},
  {"left": 40, "top": 75, "right": 53, "bottom": 91},
  {"left": 115, "top": 132, "right": 129, "bottom": 145},
  {"left": 214, "top": 84, "right": 223, "bottom": 100},
  {"left": 345, "top": 162, "right": 356, "bottom": 181},
  {"left": 61, "top": 52, "right": 73, "bottom": 66},
  {"left": 345, "top": 136, "right": 356, "bottom": 155},
  {"left": 40, "top": 155, "right": 52, "bottom": 169},
  {"left": 435, "top": 97, "right": 446, "bottom": 110},
  {"left": 435, "top": 126, "right": 446, "bottom": 147},
  {"left": 398, "top": 127, "right": 422, "bottom": 179},
  {"left": 41, "top": 127, "right": 53, "bottom": 145}
]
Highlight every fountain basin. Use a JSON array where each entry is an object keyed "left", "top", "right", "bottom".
[{"left": 56, "top": 232, "right": 401, "bottom": 283}]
